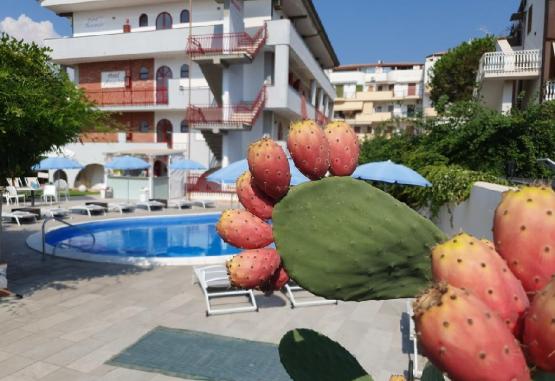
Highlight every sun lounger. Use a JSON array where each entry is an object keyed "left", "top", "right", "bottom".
[
  {"left": 69, "top": 204, "right": 106, "bottom": 217},
  {"left": 2, "top": 211, "right": 37, "bottom": 226},
  {"left": 192, "top": 199, "right": 216, "bottom": 208},
  {"left": 168, "top": 199, "right": 194, "bottom": 209},
  {"left": 136, "top": 200, "right": 165, "bottom": 212},
  {"left": 284, "top": 282, "right": 338, "bottom": 308},
  {"left": 43, "top": 208, "right": 70, "bottom": 219},
  {"left": 406, "top": 300, "right": 422, "bottom": 379},
  {"left": 193, "top": 265, "right": 258, "bottom": 316},
  {"left": 108, "top": 203, "right": 136, "bottom": 214}
]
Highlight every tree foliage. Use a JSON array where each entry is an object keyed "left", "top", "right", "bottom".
[
  {"left": 429, "top": 36, "right": 496, "bottom": 107},
  {"left": 0, "top": 33, "right": 112, "bottom": 179}
]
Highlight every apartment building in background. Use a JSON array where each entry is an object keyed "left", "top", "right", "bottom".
[
  {"left": 477, "top": 0, "right": 555, "bottom": 112},
  {"left": 328, "top": 55, "right": 442, "bottom": 139},
  {"left": 40, "top": 0, "right": 337, "bottom": 190}
]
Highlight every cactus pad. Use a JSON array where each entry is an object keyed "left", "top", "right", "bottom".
[
  {"left": 273, "top": 177, "right": 447, "bottom": 301},
  {"left": 278, "top": 329, "right": 373, "bottom": 381}
]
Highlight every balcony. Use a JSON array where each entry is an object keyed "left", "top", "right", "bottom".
[
  {"left": 84, "top": 85, "right": 214, "bottom": 112},
  {"left": 355, "top": 91, "right": 394, "bottom": 102},
  {"left": 187, "top": 86, "right": 266, "bottom": 131},
  {"left": 334, "top": 101, "right": 363, "bottom": 112},
  {"left": 478, "top": 50, "right": 541, "bottom": 80},
  {"left": 186, "top": 25, "right": 267, "bottom": 64},
  {"left": 355, "top": 112, "right": 393, "bottom": 124},
  {"left": 545, "top": 81, "right": 555, "bottom": 102},
  {"left": 45, "top": 25, "right": 218, "bottom": 65}
]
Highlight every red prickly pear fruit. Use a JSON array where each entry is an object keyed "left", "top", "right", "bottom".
[
  {"left": 413, "top": 283, "right": 531, "bottom": 381},
  {"left": 247, "top": 137, "right": 291, "bottom": 200},
  {"left": 261, "top": 265, "right": 289, "bottom": 293},
  {"left": 287, "top": 120, "right": 330, "bottom": 180},
  {"left": 431, "top": 233, "right": 529, "bottom": 335},
  {"left": 236, "top": 171, "right": 275, "bottom": 220},
  {"left": 216, "top": 210, "right": 273, "bottom": 249},
  {"left": 324, "top": 121, "right": 360, "bottom": 176},
  {"left": 226, "top": 248, "right": 281, "bottom": 289},
  {"left": 493, "top": 186, "right": 555, "bottom": 293},
  {"left": 523, "top": 277, "right": 555, "bottom": 371}
]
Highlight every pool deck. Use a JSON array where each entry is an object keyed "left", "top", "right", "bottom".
[{"left": 1, "top": 197, "right": 419, "bottom": 381}]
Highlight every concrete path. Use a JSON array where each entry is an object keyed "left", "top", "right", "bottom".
[{"left": 0, "top": 198, "right": 417, "bottom": 381}]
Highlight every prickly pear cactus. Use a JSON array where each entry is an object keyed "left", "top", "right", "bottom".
[
  {"left": 279, "top": 329, "right": 374, "bottom": 381},
  {"left": 273, "top": 177, "right": 447, "bottom": 301}
]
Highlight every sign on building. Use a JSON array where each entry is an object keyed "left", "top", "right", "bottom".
[{"left": 101, "top": 71, "right": 126, "bottom": 88}]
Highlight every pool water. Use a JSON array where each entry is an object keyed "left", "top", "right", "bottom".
[{"left": 45, "top": 214, "right": 240, "bottom": 258}]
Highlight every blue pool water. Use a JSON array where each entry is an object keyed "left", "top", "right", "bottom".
[{"left": 45, "top": 214, "right": 241, "bottom": 258}]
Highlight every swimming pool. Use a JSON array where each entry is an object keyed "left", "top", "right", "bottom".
[{"left": 27, "top": 213, "right": 241, "bottom": 266}]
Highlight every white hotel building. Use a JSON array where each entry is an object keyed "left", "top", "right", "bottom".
[{"left": 40, "top": 0, "right": 337, "bottom": 192}]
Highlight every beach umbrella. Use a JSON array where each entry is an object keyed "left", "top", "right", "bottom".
[
  {"left": 207, "top": 159, "right": 310, "bottom": 185},
  {"left": 169, "top": 159, "right": 207, "bottom": 199},
  {"left": 352, "top": 160, "right": 431, "bottom": 187},
  {"left": 105, "top": 156, "right": 150, "bottom": 201},
  {"left": 32, "top": 157, "right": 83, "bottom": 171}
]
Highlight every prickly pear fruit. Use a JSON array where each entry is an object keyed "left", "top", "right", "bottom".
[
  {"left": 431, "top": 233, "right": 529, "bottom": 334},
  {"left": 261, "top": 265, "right": 289, "bottom": 293},
  {"left": 413, "top": 283, "right": 531, "bottom": 381},
  {"left": 324, "top": 121, "right": 359, "bottom": 176},
  {"left": 247, "top": 137, "right": 291, "bottom": 200},
  {"left": 236, "top": 171, "right": 275, "bottom": 220},
  {"left": 523, "top": 277, "right": 555, "bottom": 372},
  {"left": 226, "top": 248, "right": 281, "bottom": 289},
  {"left": 493, "top": 186, "right": 555, "bottom": 293},
  {"left": 287, "top": 120, "right": 330, "bottom": 180},
  {"left": 216, "top": 210, "right": 273, "bottom": 249}
]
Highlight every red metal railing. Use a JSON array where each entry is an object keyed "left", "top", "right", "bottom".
[
  {"left": 186, "top": 24, "right": 267, "bottom": 59},
  {"left": 316, "top": 109, "right": 329, "bottom": 126},
  {"left": 85, "top": 88, "right": 168, "bottom": 106},
  {"left": 187, "top": 86, "right": 266, "bottom": 128}
]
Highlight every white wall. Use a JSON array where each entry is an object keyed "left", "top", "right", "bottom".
[
  {"left": 522, "top": 0, "right": 546, "bottom": 51},
  {"left": 430, "top": 182, "right": 513, "bottom": 240},
  {"left": 244, "top": 0, "right": 271, "bottom": 28}
]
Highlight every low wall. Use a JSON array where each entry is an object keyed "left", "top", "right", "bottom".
[{"left": 430, "top": 182, "right": 513, "bottom": 240}]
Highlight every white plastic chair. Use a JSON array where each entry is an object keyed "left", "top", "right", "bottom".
[
  {"left": 5, "top": 178, "right": 14, "bottom": 187},
  {"left": 14, "top": 178, "right": 23, "bottom": 188},
  {"left": 54, "top": 179, "right": 70, "bottom": 202},
  {"left": 3, "top": 186, "right": 25, "bottom": 205},
  {"left": 42, "top": 185, "right": 58, "bottom": 205}
]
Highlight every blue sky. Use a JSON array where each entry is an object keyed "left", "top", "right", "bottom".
[{"left": 1, "top": 0, "right": 520, "bottom": 64}]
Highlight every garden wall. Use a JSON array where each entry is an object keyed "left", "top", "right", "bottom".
[{"left": 430, "top": 181, "right": 513, "bottom": 240}]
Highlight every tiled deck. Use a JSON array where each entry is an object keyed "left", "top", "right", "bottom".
[{"left": 0, "top": 198, "right": 417, "bottom": 381}]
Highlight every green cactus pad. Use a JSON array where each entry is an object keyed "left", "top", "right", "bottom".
[
  {"left": 421, "top": 363, "right": 446, "bottom": 381},
  {"left": 533, "top": 371, "right": 555, "bottom": 381},
  {"left": 273, "top": 177, "right": 447, "bottom": 301},
  {"left": 278, "top": 329, "right": 373, "bottom": 381}
]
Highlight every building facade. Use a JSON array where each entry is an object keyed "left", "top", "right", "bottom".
[
  {"left": 327, "top": 57, "right": 441, "bottom": 140},
  {"left": 477, "top": 0, "right": 555, "bottom": 112},
  {"left": 41, "top": 0, "right": 337, "bottom": 189}
]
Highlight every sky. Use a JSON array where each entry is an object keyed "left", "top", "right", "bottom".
[{"left": 0, "top": 0, "right": 520, "bottom": 64}]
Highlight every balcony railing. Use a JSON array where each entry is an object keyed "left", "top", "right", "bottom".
[
  {"left": 186, "top": 24, "right": 267, "bottom": 60},
  {"left": 315, "top": 109, "right": 329, "bottom": 126},
  {"left": 479, "top": 50, "right": 541, "bottom": 78},
  {"left": 187, "top": 86, "right": 266, "bottom": 129},
  {"left": 85, "top": 88, "right": 165, "bottom": 106},
  {"left": 545, "top": 81, "right": 555, "bottom": 101}
]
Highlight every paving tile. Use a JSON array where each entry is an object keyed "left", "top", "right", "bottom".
[
  {"left": 0, "top": 361, "right": 58, "bottom": 381},
  {"left": 99, "top": 368, "right": 155, "bottom": 381},
  {"left": 0, "top": 355, "right": 36, "bottom": 378},
  {"left": 44, "top": 338, "right": 105, "bottom": 366},
  {"left": 38, "top": 367, "right": 97, "bottom": 381}
]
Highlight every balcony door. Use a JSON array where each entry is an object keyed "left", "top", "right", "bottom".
[
  {"left": 156, "top": 119, "right": 173, "bottom": 148},
  {"left": 156, "top": 66, "right": 172, "bottom": 104},
  {"left": 408, "top": 83, "right": 416, "bottom": 96}
]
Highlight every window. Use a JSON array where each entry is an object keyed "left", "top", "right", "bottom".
[
  {"left": 156, "top": 12, "right": 172, "bottom": 30},
  {"left": 527, "top": 6, "right": 533, "bottom": 34},
  {"left": 407, "top": 104, "right": 416, "bottom": 117},
  {"left": 354, "top": 126, "right": 361, "bottom": 134},
  {"left": 389, "top": 84, "right": 394, "bottom": 91},
  {"left": 180, "top": 9, "right": 190, "bottom": 23},
  {"left": 355, "top": 84, "right": 363, "bottom": 92},
  {"left": 180, "top": 64, "right": 190, "bottom": 78},
  {"left": 139, "top": 121, "right": 149, "bottom": 132},
  {"left": 139, "top": 66, "right": 149, "bottom": 80},
  {"left": 180, "top": 120, "right": 189, "bottom": 133},
  {"left": 376, "top": 106, "right": 383, "bottom": 112},
  {"left": 335, "top": 84, "right": 344, "bottom": 98},
  {"left": 377, "top": 85, "right": 383, "bottom": 91},
  {"left": 388, "top": 105, "right": 394, "bottom": 112},
  {"left": 139, "top": 13, "right": 148, "bottom": 27}
]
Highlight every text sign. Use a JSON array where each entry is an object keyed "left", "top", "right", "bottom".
[{"left": 101, "top": 71, "right": 126, "bottom": 88}]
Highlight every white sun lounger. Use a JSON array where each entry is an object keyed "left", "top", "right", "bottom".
[
  {"left": 193, "top": 265, "right": 258, "bottom": 316},
  {"left": 168, "top": 199, "right": 194, "bottom": 209},
  {"left": 284, "top": 282, "right": 338, "bottom": 309},
  {"left": 108, "top": 203, "right": 136, "bottom": 214},
  {"left": 191, "top": 199, "right": 216, "bottom": 208},
  {"left": 69, "top": 204, "right": 106, "bottom": 217},
  {"left": 2, "top": 211, "right": 37, "bottom": 226},
  {"left": 43, "top": 208, "right": 70, "bottom": 219},
  {"left": 136, "top": 200, "right": 165, "bottom": 212},
  {"left": 406, "top": 300, "right": 422, "bottom": 379}
]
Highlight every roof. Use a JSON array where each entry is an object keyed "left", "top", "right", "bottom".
[
  {"left": 333, "top": 62, "right": 423, "bottom": 71},
  {"left": 105, "top": 148, "right": 186, "bottom": 157},
  {"left": 301, "top": 0, "right": 340, "bottom": 67},
  {"left": 425, "top": 51, "right": 447, "bottom": 58}
]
